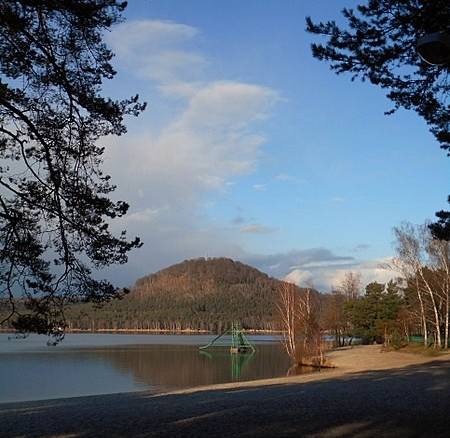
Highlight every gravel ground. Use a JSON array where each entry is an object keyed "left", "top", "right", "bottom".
[{"left": 2, "top": 345, "right": 450, "bottom": 437}]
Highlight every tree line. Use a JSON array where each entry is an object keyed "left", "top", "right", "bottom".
[{"left": 278, "top": 221, "right": 450, "bottom": 371}]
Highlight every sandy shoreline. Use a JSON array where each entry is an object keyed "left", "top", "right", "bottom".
[
  {"left": 2, "top": 345, "right": 450, "bottom": 437},
  {"left": 160, "top": 344, "right": 450, "bottom": 395}
]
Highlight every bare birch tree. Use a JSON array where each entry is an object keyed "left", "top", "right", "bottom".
[
  {"left": 295, "top": 287, "right": 325, "bottom": 366},
  {"left": 277, "top": 281, "right": 327, "bottom": 367},
  {"left": 338, "top": 272, "right": 362, "bottom": 301},
  {"left": 428, "top": 237, "right": 450, "bottom": 349},
  {"left": 393, "top": 223, "right": 450, "bottom": 349},
  {"left": 393, "top": 223, "right": 429, "bottom": 346},
  {"left": 277, "top": 281, "right": 297, "bottom": 362}
]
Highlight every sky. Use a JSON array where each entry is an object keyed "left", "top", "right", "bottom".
[{"left": 99, "top": 0, "right": 449, "bottom": 291}]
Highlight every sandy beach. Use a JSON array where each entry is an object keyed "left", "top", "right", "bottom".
[
  {"left": 2, "top": 345, "right": 450, "bottom": 437},
  {"left": 165, "top": 344, "right": 450, "bottom": 395}
]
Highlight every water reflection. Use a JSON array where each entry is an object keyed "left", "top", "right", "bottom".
[
  {"left": 199, "top": 350, "right": 256, "bottom": 381},
  {"left": 95, "top": 343, "right": 291, "bottom": 390},
  {"left": 0, "top": 335, "right": 297, "bottom": 403}
]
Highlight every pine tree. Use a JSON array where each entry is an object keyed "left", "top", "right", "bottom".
[
  {"left": 0, "top": 1, "right": 145, "bottom": 337},
  {"left": 307, "top": 1, "right": 450, "bottom": 239}
]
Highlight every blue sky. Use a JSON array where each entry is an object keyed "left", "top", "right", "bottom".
[{"left": 101, "top": 0, "right": 449, "bottom": 290}]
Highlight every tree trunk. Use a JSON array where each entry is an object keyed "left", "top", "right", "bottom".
[
  {"left": 421, "top": 276, "right": 442, "bottom": 349},
  {"left": 445, "top": 293, "right": 449, "bottom": 349},
  {"left": 416, "top": 279, "right": 428, "bottom": 347}
]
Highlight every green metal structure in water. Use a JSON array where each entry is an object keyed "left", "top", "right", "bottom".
[
  {"left": 199, "top": 322, "right": 256, "bottom": 354},
  {"left": 199, "top": 322, "right": 255, "bottom": 380}
]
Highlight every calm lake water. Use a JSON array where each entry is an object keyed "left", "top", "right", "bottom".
[{"left": 0, "top": 333, "right": 294, "bottom": 403}]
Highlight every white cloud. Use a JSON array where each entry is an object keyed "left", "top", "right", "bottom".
[
  {"left": 140, "top": 51, "right": 206, "bottom": 84},
  {"left": 106, "top": 18, "right": 278, "bottom": 209},
  {"left": 299, "top": 260, "right": 353, "bottom": 269},
  {"left": 281, "top": 257, "right": 395, "bottom": 291},
  {"left": 159, "top": 81, "right": 201, "bottom": 98},
  {"left": 244, "top": 248, "right": 354, "bottom": 276},
  {"left": 243, "top": 250, "right": 394, "bottom": 291},
  {"left": 284, "top": 269, "right": 313, "bottom": 286},
  {"left": 106, "top": 20, "right": 206, "bottom": 87},
  {"left": 106, "top": 81, "right": 276, "bottom": 206},
  {"left": 100, "top": 19, "right": 279, "bottom": 285},
  {"left": 108, "top": 20, "right": 199, "bottom": 53},
  {"left": 325, "top": 257, "right": 395, "bottom": 290},
  {"left": 124, "top": 207, "right": 168, "bottom": 223}
]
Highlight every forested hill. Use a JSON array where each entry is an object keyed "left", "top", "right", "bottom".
[
  {"left": 66, "top": 258, "right": 293, "bottom": 332},
  {"left": 132, "top": 257, "right": 278, "bottom": 300}
]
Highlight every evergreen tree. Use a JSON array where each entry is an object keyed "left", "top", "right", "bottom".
[
  {"left": 307, "top": 1, "right": 450, "bottom": 239},
  {"left": 0, "top": 1, "right": 145, "bottom": 337},
  {"left": 344, "top": 281, "right": 403, "bottom": 344}
]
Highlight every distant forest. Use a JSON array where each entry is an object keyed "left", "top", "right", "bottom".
[{"left": 64, "top": 258, "right": 295, "bottom": 332}]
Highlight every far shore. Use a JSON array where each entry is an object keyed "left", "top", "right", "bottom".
[{"left": 0, "top": 328, "right": 282, "bottom": 334}]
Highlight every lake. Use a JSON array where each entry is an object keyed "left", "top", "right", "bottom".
[{"left": 0, "top": 333, "right": 296, "bottom": 403}]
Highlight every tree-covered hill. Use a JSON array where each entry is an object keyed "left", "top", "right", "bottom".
[{"left": 65, "top": 258, "right": 295, "bottom": 332}]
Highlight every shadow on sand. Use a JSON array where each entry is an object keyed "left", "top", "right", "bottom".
[{"left": 2, "top": 358, "right": 450, "bottom": 437}]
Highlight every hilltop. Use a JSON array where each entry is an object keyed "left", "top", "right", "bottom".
[{"left": 66, "top": 257, "right": 297, "bottom": 332}]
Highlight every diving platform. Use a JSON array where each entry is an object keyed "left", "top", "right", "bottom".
[{"left": 199, "top": 322, "right": 256, "bottom": 354}]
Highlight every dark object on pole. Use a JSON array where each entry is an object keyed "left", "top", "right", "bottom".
[{"left": 417, "top": 32, "right": 450, "bottom": 66}]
